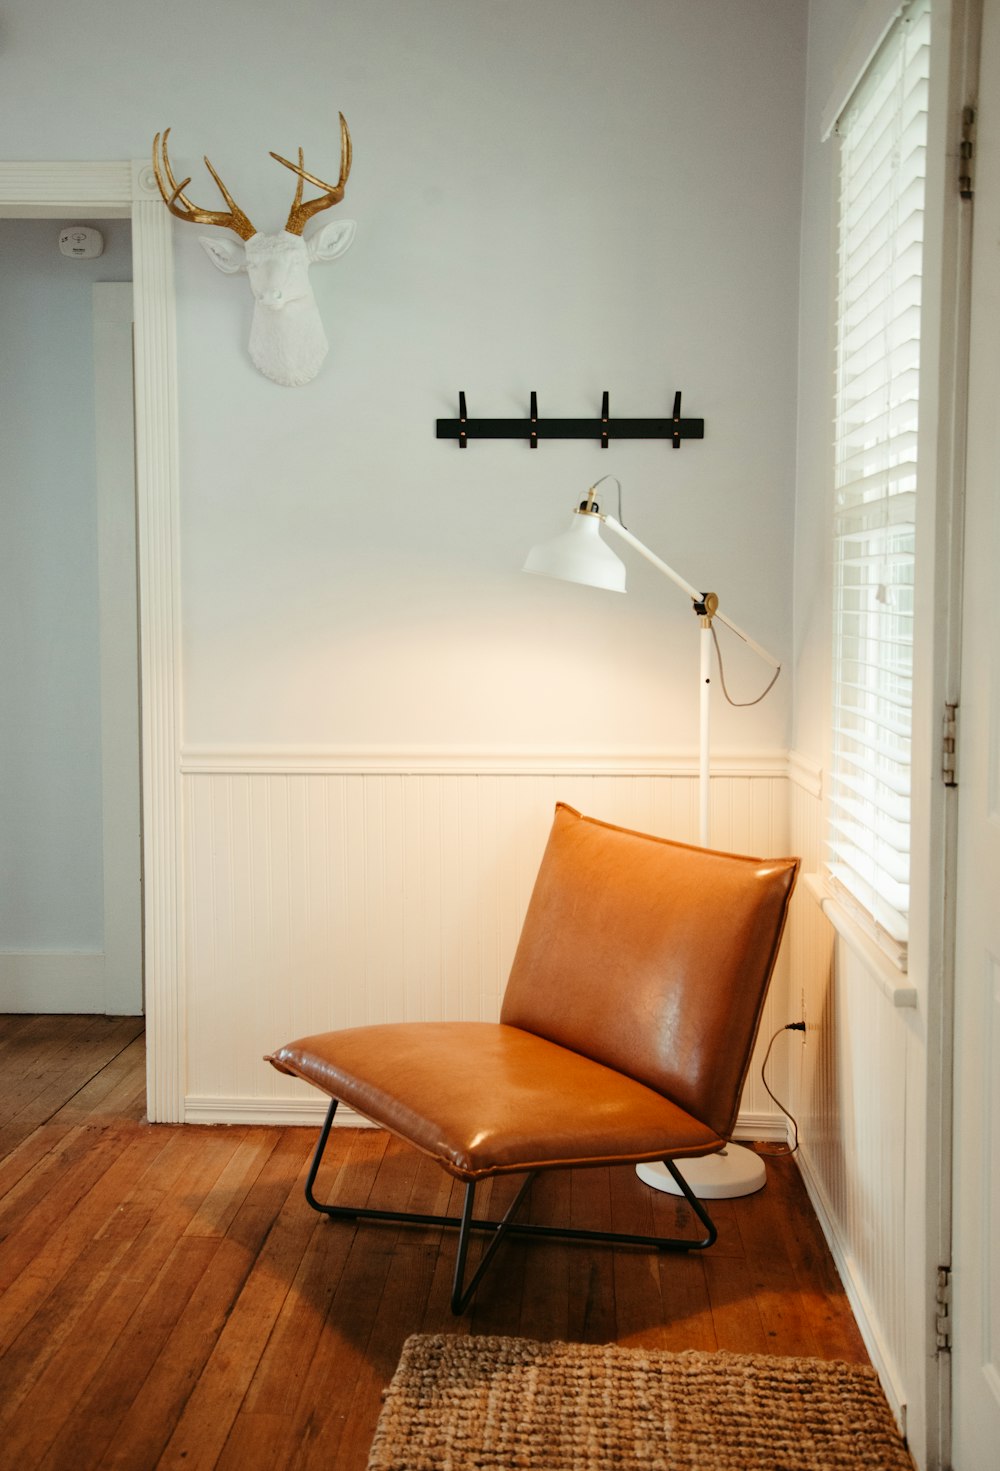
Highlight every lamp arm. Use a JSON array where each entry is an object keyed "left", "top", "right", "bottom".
[{"left": 600, "top": 515, "right": 782, "bottom": 672}]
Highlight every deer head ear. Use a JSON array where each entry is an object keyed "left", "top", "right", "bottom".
[
  {"left": 198, "top": 236, "right": 248, "bottom": 274},
  {"left": 307, "top": 218, "right": 356, "bottom": 263}
]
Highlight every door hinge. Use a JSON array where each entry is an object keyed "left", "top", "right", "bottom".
[
  {"left": 960, "top": 106, "right": 975, "bottom": 200},
  {"left": 935, "top": 1265, "right": 952, "bottom": 1352},
  {"left": 942, "top": 702, "right": 958, "bottom": 787}
]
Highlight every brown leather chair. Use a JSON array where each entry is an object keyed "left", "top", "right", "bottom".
[{"left": 266, "top": 803, "right": 799, "bottom": 1312}]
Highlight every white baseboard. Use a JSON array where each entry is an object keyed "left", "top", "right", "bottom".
[
  {"left": 731, "top": 1109, "right": 791, "bottom": 1143},
  {"left": 794, "top": 1143, "right": 907, "bottom": 1437},
  {"left": 182, "top": 1097, "right": 787, "bottom": 1144},
  {"left": 183, "top": 1095, "right": 375, "bottom": 1128},
  {"left": 0, "top": 952, "right": 111, "bottom": 1013}
]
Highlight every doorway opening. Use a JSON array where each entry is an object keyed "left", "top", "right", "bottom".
[
  {"left": 0, "top": 221, "right": 142, "bottom": 1022},
  {"left": 0, "top": 160, "right": 182, "bottom": 1123}
]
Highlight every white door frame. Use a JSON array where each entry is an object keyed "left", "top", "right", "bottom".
[
  {"left": 950, "top": 0, "right": 1000, "bottom": 1460},
  {"left": 906, "top": 1, "right": 979, "bottom": 1463},
  {"left": 0, "top": 160, "right": 184, "bottom": 1120},
  {"left": 93, "top": 281, "right": 143, "bottom": 1016}
]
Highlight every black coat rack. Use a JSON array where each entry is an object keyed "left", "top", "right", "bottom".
[{"left": 436, "top": 391, "right": 703, "bottom": 449}]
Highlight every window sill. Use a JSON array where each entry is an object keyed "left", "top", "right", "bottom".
[{"left": 802, "top": 873, "right": 918, "bottom": 1009}]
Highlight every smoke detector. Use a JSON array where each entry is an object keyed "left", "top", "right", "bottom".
[{"left": 59, "top": 226, "right": 104, "bottom": 259}]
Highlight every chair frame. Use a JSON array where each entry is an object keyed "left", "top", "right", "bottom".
[{"left": 304, "top": 1097, "right": 720, "bottom": 1313}]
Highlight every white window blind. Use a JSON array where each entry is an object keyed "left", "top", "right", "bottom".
[{"left": 828, "top": 0, "right": 931, "bottom": 965}]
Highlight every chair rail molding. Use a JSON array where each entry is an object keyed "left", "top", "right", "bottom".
[
  {"left": 179, "top": 745, "right": 792, "bottom": 777},
  {"left": 0, "top": 160, "right": 184, "bottom": 1121}
]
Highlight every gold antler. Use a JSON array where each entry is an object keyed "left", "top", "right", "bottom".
[
  {"left": 271, "top": 113, "right": 352, "bottom": 236},
  {"left": 151, "top": 130, "right": 257, "bottom": 241}
]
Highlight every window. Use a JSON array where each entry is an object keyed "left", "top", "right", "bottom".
[{"left": 828, "top": 0, "right": 931, "bottom": 966}]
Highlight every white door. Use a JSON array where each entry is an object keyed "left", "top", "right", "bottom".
[
  {"left": 93, "top": 283, "right": 143, "bottom": 1016},
  {"left": 952, "top": 0, "right": 1000, "bottom": 1460}
]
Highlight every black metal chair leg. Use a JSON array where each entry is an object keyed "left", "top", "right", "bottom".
[
  {"left": 301, "top": 1098, "right": 719, "bottom": 1311},
  {"left": 304, "top": 1097, "right": 344, "bottom": 1214},
  {"left": 450, "top": 1172, "right": 537, "bottom": 1314},
  {"left": 662, "top": 1158, "right": 719, "bottom": 1248}
]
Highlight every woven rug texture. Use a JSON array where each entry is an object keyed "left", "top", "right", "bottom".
[{"left": 366, "top": 1334, "right": 913, "bottom": 1471}]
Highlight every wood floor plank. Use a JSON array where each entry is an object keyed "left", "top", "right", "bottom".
[
  {"left": 414, "top": 1169, "right": 473, "bottom": 1337},
  {"left": 0, "top": 1121, "right": 104, "bottom": 1231},
  {"left": 703, "top": 1250, "right": 771, "bottom": 1353},
  {"left": 238, "top": 1128, "right": 394, "bottom": 1424},
  {"left": 0, "top": 1018, "right": 143, "bottom": 1127},
  {"left": 0, "top": 1118, "right": 81, "bottom": 1208},
  {"left": 0, "top": 1016, "right": 45, "bottom": 1054},
  {"left": 749, "top": 1149, "right": 869, "bottom": 1361},
  {"left": 37, "top": 1235, "right": 222, "bottom": 1471},
  {"left": 653, "top": 1252, "right": 718, "bottom": 1352},
  {"left": 157, "top": 1129, "right": 392, "bottom": 1471},
  {"left": 282, "top": 1134, "right": 409, "bottom": 1471},
  {"left": 0, "top": 1128, "right": 178, "bottom": 1359},
  {"left": 211, "top": 1412, "right": 300, "bottom": 1471},
  {"left": 0, "top": 1126, "right": 255, "bottom": 1440},
  {"left": 0, "top": 1179, "right": 195, "bottom": 1464},
  {"left": 0, "top": 1015, "right": 92, "bottom": 1070},
  {"left": 0, "top": 1021, "right": 871, "bottom": 1471},
  {"left": 238, "top": 1203, "right": 352, "bottom": 1417},
  {"left": 0, "top": 1124, "right": 159, "bottom": 1289},
  {"left": 99, "top": 1234, "right": 266, "bottom": 1471},
  {"left": 611, "top": 1162, "right": 688, "bottom": 1348},
  {"left": 565, "top": 1163, "right": 617, "bottom": 1342},
  {"left": 103, "top": 1144, "right": 313, "bottom": 1471},
  {"left": 731, "top": 1158, "right": 827, "bottom": 1357},
  {"left": 48, "top": 1035, "right": 147, "bottom": 1125},
  {"left": 466, "top": 1174, "right": 528, "bottom": 1339},
  {"left": 518, "top": 1169, "right": 573, "bottom": 1344},
  {"left": 331, "top": 1222, "right": 450, "bottom": 1471},
  {"left": 182, "top": 1127, "right": 284, "bottom": 1241}
]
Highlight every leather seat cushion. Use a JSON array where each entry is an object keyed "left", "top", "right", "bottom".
[{"left": 267, "top": 1021, "right": 724, "bottom": 1182}]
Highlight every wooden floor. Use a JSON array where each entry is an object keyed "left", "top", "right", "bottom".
[{"left": 0, "top": 1015, "right": 868, "bottom": 1470}]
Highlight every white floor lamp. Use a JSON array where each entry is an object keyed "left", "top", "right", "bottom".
[{"left": 524, "top": 480, "right": 782, "bottom": 1199}]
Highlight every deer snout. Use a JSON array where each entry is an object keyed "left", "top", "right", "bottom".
[{"left": 257, "top": 286, "right": 287, "bottom": 309}]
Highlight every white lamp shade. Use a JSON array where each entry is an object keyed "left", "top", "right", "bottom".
[{"left": 523, "top": 511, "right": 627, "bottom": 593}]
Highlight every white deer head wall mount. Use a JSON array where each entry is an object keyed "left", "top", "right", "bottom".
[{"left": 152, "top": 115, "right": 356, "bottom": 387}]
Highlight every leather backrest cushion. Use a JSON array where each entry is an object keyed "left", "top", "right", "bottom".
[{"left": 499, "top": 804, "right": 799, "bottom": 1138}]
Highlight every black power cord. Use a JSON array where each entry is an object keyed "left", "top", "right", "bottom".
[{"left": 757, "top": 1022, "right": 805, "bottom": 1156}]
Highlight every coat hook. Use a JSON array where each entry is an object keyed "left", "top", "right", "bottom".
[{"left": 435, "top": 388, "right": 704, "bottom": 449}]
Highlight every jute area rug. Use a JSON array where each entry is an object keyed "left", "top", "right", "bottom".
[{"left": 367, "top": 1334, "right": 913, "bottom": 1471}]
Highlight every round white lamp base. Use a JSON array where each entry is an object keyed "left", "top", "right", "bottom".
[{"left": 636, "top": 1145, "right": 767, "bottom": 1200}]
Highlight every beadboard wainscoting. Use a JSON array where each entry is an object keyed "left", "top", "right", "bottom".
[
  {"left": 787, "top": 753, "right": 913, "bottom": 1430},
  {"left": 181, "top": 749, "right": 793, "bottom": 1132}
]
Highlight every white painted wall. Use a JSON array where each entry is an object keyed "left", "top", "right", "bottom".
[
  {"left": 0, "top": 219, "right": 133, "bottom": 967},
  {"left": 0, "top": 0, "right": 805, "bottom": 758},
  {"left": 2, "top": 1, "right": 807, "bottom": 1114}
]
